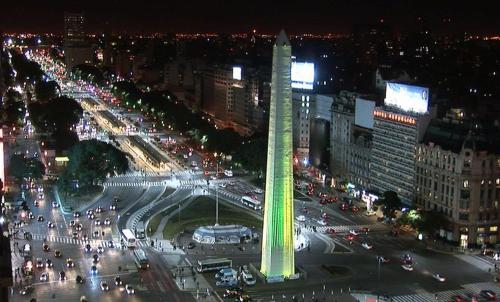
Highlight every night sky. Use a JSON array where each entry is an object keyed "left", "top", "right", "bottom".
[{"left": 1, "top": 0, "right": 499, "bottom": 34}]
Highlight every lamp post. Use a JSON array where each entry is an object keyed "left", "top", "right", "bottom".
[{"left": 214, "top": 152, "right": 219, "bottom": 226}]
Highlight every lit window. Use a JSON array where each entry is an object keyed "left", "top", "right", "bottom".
[
  {"left": 463, "top": 180, "right": 469, "bottom": 188},
  {"left": 496, "top": 178, "right": 500, "bottom": 185},
  {"left": 490, "top": 226, "right": 498, "bottom": 232}
]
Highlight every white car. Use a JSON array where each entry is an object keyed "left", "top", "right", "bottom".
[
  {"left": 349, "top": 230, "right": 359, "bottom": 236},
  {"left": 51, "top": 201, "right": 59, "bottom": 208},
  {"left": 40, "top": 272, "right": 49, "bottom": 281},
  {"left": 104, "top": 218, "right": 111, "bottom": 226},
  {"left": 402, "top": 264, "right": 414, "bottom": 271},
  {"left": 125, "top": 284, "right": 135, "bottom": 295},
  {"left": 432, "top": 273, "right": 446, "bottom": 282},
  {"left": 94, "top": 219, "right": 101, "bottom": 226},
  {"left": 97, "top": 246, "right": 104, "bottom": 254},
  {"left": 100, "top": 281, "right": 109, "bottom": 291},
  {"left": 296, "top": 215, "right": 306, "bottom": 222},
  {"left": 317, "top": 219, "right": 328, "bottom": 226},
  {"left": 253, "top": 189, "right": 264, "bottom": 194},
  {"left": 219, "top": 183, "right": 227, "bottom": 188},
  {"left": 364, "top": 210, "right": 376, "bottom": 216},
  {"left": 361, "top": 242, "right": 373, "bottom": 250}
]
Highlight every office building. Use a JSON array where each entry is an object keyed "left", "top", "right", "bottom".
[
  {"left": 370, "top": 83, "right": 434, "bottom": 205},
  {"left": 63, "top": 12, "right": 92, "bottom": 71},
  {"left": 261, "top": 30, "right": 295, "bottom": 281}
]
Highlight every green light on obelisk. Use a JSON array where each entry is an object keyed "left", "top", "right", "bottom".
[{"left": 260, "top": 30, "right": 295, "bottom": 280}]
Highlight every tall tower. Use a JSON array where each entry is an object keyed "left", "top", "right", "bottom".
[{"left": 260, "top": 30, "right": 295, "bottom": 280}]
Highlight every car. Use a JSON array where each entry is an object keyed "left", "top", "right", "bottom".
[
  {"left": 100, "top": 281, "right": 109, "bottom": 291},
  {"left": 97, "top": 245, "right": 104, "bottom": 253},
  {"left": 253, "top": 189, "right": 263, "bottom": 194},
  {"left": 219, "top": 183, "right": 227, "bottom": 188},
  {"left": 51, "top": 201, "right": 59, "bottom": 208},
  {"left": 296, "top": 215, "right": 306, "bottom": 222},
  {"left": 326, "top": 228, "right": 336, "bottom": 235},
  {"left": 42, "top": 243, "right": 50, "bottom": 252},
  {"left": 115, "top": 276, "right": 123, "bottom": 286},
  {"left": 72, "top": 232, "right": 79, "bottom": 239},
  {"left": 66, "top": 258, "right": 75, "bottom": 268},
  {"left": 317, "top": 219, "right": 328, "bottom": 226},
  {"left": 107, "top": 240, "right": 115, "bottom": 248},
  {"left": 90, "top": 265, "right": 98, "bottom": 275},
  {"left": 86, "top": 209, "right": 94, "bottom": 216},
  {"left": 216, "top": 278, "right": 238, "bottom": 287},
  {"left": 93, "top": 230, "right": 100, "bottom": 238},
  {"left": 319, "top": 199, "right": 328, "bottom": 205},
  {"left": 36, "top": 258, "right": 44, "bottom": 268},
  {"left": 94, "top": 219, "right": 101, "bottom": 226},
  {"left": 37, "top": 215, "right": 44, "bottom": 222},
  {"left": 113, "top": 196, "right": 120, "bottom": 203},
  {"left": 47, "top": 222, "right": 55, "bottom": 229},
  {"left": 54, "top": 250, "right": 62, "bottom": 258},
  {"left": 73, "top": 211, "right": 81, "bottom": 218},
  {"left": 104, "top": 218, "right": 111, "bottom": 225},
  {"left": 93, "top": 254, "right": 99, "bottom": 263},
  {"left": 110, "top": 204, "right": 116, "bottom": 211},
  {"left": 364, "top": 210, "right": 377, "bottom": 216},
  {"left": 95, "top": 206, "right": 104, "bottom": 213},
  {"left": 34, "top": 201, "right": 39, "bottom": 207},
  {"left": 480, "top": 290, "right": 496, "bottom": 300},
  {"left": 45, "top": 259, "right": 53, "bottom": 268},
  {"left": 376, "top": 256, "right": 390, "bottom": 263},
  {"left": 317, "top": 192, "right": 328, "bottom": 198},
  {"left": 126, "top": 284, "right": 135, "bottom": 295},
  {"left": 82, "top": 234, "right": 89, "bottom": 241},
  {"left": 88, "top": 213, "right": 95, "bottom": 220},
  {"left": 76, "top": 275, "right": 85, "bottom": 284},
  {"left": 75, "top": 224, "right": 83, "bottom": 231},
  {"left": 432, "top": 273, "right": 445, "bottom": 282},
  {"left": 344, "top": 234, "right": 355, "bottom": 241},
  {"left": 360, "top": 227, "right": 370, "bottom": 233},
  {"left": 321, "top": 212, "right": 328, "bottom": 219},
  {"left": 349, "top": 230, "right": 359, "bottom": 236},
  {"left": 401, "top": 264, "right": 414, "bottom": 271},
  {"left": 40, "top": 272, "right": 49, "bottom": 281},
  {"left": 362, "top": 242, "right": 373, "bottom": 250},
  {"left": 223, "top": 289, "right": 240, "bottom": 298},
  {"left": 19, "top": 286, "right": 33, "bottom": 295},
  {"left": 187, "top": 242, "right": 196, "bottom": 249},
  {"left": 28, "top": 212, "right": 35, "bottom": 220},
  {"left": 401, "top": 254, "right": 413, "bottom": 264},
  {"left": 339, "top": 203, "right": 349, "bottom": 211},
  {"left": 70, "top": 220, "right": 76, "bottom": 227},
  {"left": 350, "top": 205, "right": 360, "bottom": 213},
  {"left": 59, "top": 271, "right": 66, "bottom": 281}
]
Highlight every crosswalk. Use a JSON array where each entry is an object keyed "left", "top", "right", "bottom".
[
  {"left": 104, "top": 180, "right": 166, "bottom": 187},
  {"left": 315, "top": 223, "right": 390, "bottom": 234},
  {"left": 30, "top": 233, "right": 151, "bottom": 248},
  {"left": 391, "top": 282, "right": 500, "bottom": 302}
]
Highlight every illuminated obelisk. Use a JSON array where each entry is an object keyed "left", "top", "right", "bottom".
[{"left": 260, "top": 30, "right": 295, "bottom": 281}]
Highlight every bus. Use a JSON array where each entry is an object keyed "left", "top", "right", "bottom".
[
  {"left": 133, "top": 249, "right": 149, "bottom": 269},
  {"left": 135, "top": 221, "right": 146, "bottom": 239},
  {"left": 241, "top": 196, "right": 262, "bottom": 211},
  {"left": 122, "top": 229, "right": 136, "bottom": 248},
  {"left": 197, "top": 258, "right": 232, "bottom": 273}
]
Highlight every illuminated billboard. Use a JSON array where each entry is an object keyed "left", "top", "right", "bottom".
[
  {"left": 385, "top": 83, "right": 429, "bottom": 114},
  {"left": 291, "top": 62, "right": 314, "bottom": 90},
  {"left": 232, "top": 67, "right": 242, "bottom": 80}
]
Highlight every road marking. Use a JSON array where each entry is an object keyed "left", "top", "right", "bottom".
[{"left": 156, "top": 280, "right": 166, "bottom": 293}]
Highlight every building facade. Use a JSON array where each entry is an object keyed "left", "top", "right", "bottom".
[
  {"left": 416, "top": 115, "right": 500, "bottom": 248},
  {"left": 63, "top": 12, "right": 92, "bottom": 71}
]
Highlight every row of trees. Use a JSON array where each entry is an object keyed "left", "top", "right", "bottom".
[
  {"left": 8, "top": 154, "right": 45, "bottom": 180},
  {"left": 377, "top": 190, "right": 448, "bottom": 237},
  {"left": 58, "top": 140, "right": 129, "bottom": 194}
]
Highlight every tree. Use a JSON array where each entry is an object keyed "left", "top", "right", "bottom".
[
  {"left": 1, "top": 89, "right": 25, "bottom": 126},
  {"left": 34, "top": 80, "right": 59, "bottom": 102},
  {"left": 28, "top": 96, "right": 82, "bottom": 134},
  {"left": 59, "top": 140, "right": 129, "bottom": 192},
  {"left": 379, "top": 191, "right": 402, "bottom": 219},
  {"left": 7, "top": 154, "right": 45, "bottom": 180},
  {"left": 415, "top": 211, "right": 448, "bottom": 237}
]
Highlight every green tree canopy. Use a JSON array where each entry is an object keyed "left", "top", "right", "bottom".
[
  {"left": 28, "top": 96, "right": 82, "bottom": 134},
  {"left": 378, "top": 191, "right": 402, "bottom": 218},
  {"left": 71, "top": 64, "right": 105, "bottom": 85},
  {"left": 1, "top": 88, "right": 25, "bottom": 127},
  {"left": 59, "top": 140, "right": 129, "bottom": 191},
  {"left": 7, "top": 154, "right": 45, "bottom": 180},
  {"left": 415, "top": 210, "right": 449, "bottom": 236},
  {"left": 34, "top": 80, "right": 59, "bottom": 102}
]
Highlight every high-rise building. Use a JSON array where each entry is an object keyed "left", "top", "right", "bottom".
[
  {"left": 261, "top": 30, "right": 295, "bottom": 281},
  {"left": 63, "top": 12, "right": 92, "bottom": 71},
  {"left": 370, "top": 83, "right": 434, "bottom": 205},
  {"left": 64, "top": 13, "right": 85, "bottom": 43}
]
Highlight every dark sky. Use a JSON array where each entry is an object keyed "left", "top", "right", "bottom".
[{"left": 1, "top": 0, "right": 499, "bottom": 34}]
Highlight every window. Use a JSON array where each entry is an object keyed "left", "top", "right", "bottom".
[
  {"left": 463, "top": 180, "right": 469, "bottom": 188},
  {"left": 490, "top": 226, "right": 498, "bottom": 232}
]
